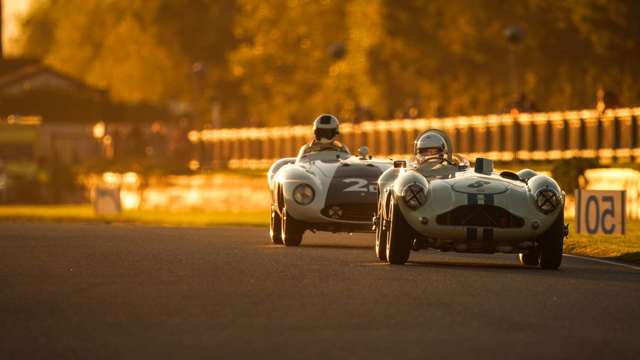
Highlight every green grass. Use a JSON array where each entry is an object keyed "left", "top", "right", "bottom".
[
  {"left": 0, "top": 205, "right": 269, "bottom": 227},
  {"left": 564, "top": 220, "right": 640, "bottom": 264}
]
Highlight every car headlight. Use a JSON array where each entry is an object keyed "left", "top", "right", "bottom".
[
  {"left": 535, "top": 188, "right": 560, "bottom": 214},
  {"left": 293, "top": 184, "right": 315, "bottom": 205},
  {"left": 402, "top": 183, "right": 427, "bottom": 210}
]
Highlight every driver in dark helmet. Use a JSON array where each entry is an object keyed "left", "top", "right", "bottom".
[{"left": 300, "top": 114, "right": 350, "bottom": 154}]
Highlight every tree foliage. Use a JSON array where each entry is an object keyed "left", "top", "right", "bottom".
[{"left": 17, "top": 0, "right": 640, "bottom": 126}]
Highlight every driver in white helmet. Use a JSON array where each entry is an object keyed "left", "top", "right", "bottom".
[
  {"left": 300, "top": 114, "right": 349, "bottom": 154},
  {"left": 414, "top": 132, "right": 447, "bottom": 165}
]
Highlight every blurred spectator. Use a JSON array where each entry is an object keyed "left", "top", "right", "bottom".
[
  {"left": 596, "top": 88, "right": 620, "bottom": 113},
  {"left": 171, "top": 127, "right": 191, "bottom": 163},
  {"left": 125, "top": 125, "right": 146, "bottom": 158},
  {"left": 355, "top": 105, "right": 375, "bottom": 122},
  {"left": 149, "top": 122, "right": 168, "bottom": 158},
  {"left": 402, "top": 99, "right": 420, "bottom": 119},
  {"left": 36, "top": 157, "right": 51, "bottom": 202},
  {"left": 0, "top": 160, "right": 7, "bottom": 203},
  {"left": 407, "top": 106, "right": 419, "bottom": 119},
  {"left": 49, "top": 155, "right": 75, "bottom": 203},
  {"left": 508, "top": 92, "right": 539, "bottom": 115},
  {"left": 111, "top": 128, "right": 123, "bottom": 159}
]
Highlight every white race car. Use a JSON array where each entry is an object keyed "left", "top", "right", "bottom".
[
  {"left": 268, "top": 146, "right": 392, "bottom": 246},
  {"left": 375, "top": 129, "right": 568, "bottom": 268}
]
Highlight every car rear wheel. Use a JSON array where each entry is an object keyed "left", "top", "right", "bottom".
[
  {"left": 538, "top": 212, "right": 564, "bottom": 269},
  {"left": 281, "top": 204, "right": 304, "bottom": 247},
  {"left": 270, "top": 205, "right": 283, "bottom": 244},
  {"left": 375, "top": 203, "right": 387, "bottom": 261},
  {"left": 518, "top": 250, "right": 539, "bottom": 266},
  {"left": 385, "top": 199, "right": 413, "bottom": 265}
]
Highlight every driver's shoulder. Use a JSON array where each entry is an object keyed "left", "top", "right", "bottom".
[{"left": 332, "top": 141, "right": 350, "bottom": 153}]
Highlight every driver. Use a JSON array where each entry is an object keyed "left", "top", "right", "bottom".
[
  {"left": 414, "top": 132, "right": 447, "bottom": 165},
  {"left": 300, "top": 114, "right": 349, "bottom": 154}
]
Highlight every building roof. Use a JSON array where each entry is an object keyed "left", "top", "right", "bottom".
[
  {"left": 0, "top": 57, "right": 40, "bottom": 77},
  {"left": 0, "top": 57, "right": 171, "bottom": 123},
  {"left": 0, "top": 58, "right": 107, "bottom": 98}
]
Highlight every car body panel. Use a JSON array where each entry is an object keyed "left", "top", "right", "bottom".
[{"left": 398, "top": 170, "right": 560, "bottom": 243}]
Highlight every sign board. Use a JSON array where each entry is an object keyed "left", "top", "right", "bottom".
[
  {"left": 93, "top": 186, "right": 122, "bottom": 216},
  {"left": 575, "top": 190, "right": 625, "bottom": 234}
]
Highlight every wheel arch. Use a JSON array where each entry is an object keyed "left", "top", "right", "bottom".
[{"left": 268, "top": 158, "right": 296, "bottom": 190}]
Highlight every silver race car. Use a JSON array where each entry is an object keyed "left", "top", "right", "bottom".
[
  {"left": 268, "top": 146, "right": 392, "bottom": 246},
  {"left": 375, "top": 129, "right": 568, "bottom": 268}
]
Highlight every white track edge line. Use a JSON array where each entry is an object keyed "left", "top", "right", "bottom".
[{"left": 563, "top": 254, "right": 640, "bottom": 271}]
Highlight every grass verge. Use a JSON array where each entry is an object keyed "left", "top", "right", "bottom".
[
  {"left": 564, "top": 220, "right": 640, "bottom": 265},
  {"left": 0, "top": 205, "right": 269, "bottom": 227}
]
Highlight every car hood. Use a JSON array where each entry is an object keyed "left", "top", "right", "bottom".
[
  {"left": 441, "top": 170, "right": 528, "bottom": 194},
  {"left": 324, "top": 162, "right": 383, "bottom": 205}
]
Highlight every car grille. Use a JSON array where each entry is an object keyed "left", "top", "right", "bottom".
[
  {"left": 436, "top": 205, "right": 525, "bottom": 228},
  {"left": 321, "top": 204, "right": 375, "bottom": 222}
]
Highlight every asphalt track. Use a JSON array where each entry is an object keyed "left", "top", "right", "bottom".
[{"left": 1, "top": 223, "right": 639, "bottom": 359}]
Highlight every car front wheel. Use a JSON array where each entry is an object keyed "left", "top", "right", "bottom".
[
  {"left": 375, "top": 204, "right": 387, "bottom": 261},
  {"left": 281, "top": 204, "right": 304, "bottom": 247},
  {"left": 518, "top": 250, "right": 539, "bottom": 266},
  {"left": 270, "top": 205, "right": 283, "bottom": 244},
  {"left": 538, "top": 212, "right": 564, "bottom": 270},
  {"left": 385, "top": 199, "right": 413, "bottom": 265}
]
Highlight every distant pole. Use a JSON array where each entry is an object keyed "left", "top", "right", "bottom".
[
  {"left": 504, "top": 26, "right": 525, "bottom": 100},
  {"left": 507, "top": 50, "right": 517, "bottom": 98},
  {"left": 0, "top": 0, "right": 4, "bottom": 59},
  {"left": 191, "top": 61, "right": 206, "bottom": 127}
]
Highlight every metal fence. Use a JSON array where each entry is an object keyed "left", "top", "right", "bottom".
[{"left": 193, "top": 107, "right": 640, "bottom": 169}]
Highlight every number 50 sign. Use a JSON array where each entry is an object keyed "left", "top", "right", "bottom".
[{"left": 575, "top": 190, "right": 626, "bottom": 234}]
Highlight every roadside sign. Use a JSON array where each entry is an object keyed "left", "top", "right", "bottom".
[{"left": 575, "top": 190, "right": 625, "bottom": 234}]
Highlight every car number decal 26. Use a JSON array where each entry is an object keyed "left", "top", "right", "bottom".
[{"left": 342, "top": 178, "right": 377, "bottom": 192}]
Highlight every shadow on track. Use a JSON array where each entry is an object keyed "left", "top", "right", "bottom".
[
  {"left": 259, "top": 243, "right": 371, "bottom": 251},
  {"left": 402, "top": 258, "right": 640, "bottom": 284},
  {"left": 300, "top": 244, "right": 372, "bottom": 251},
  {"left": 407, "top": 259, "right": 532, "bottom": 271}
]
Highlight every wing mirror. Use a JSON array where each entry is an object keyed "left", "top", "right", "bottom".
[{"left": 358, "top": 146, "right": 369, "bottom": 159}]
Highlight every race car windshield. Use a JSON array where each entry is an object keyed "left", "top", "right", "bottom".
[
  {"left": 299, "top": 149, "right": 350, "bottom": 163},
  {"left": 453, "top": 154, "right": 469, "bottom": 169}
]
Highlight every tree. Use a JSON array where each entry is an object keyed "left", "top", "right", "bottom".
[{"left": 16, "top": 0, "right": 640, "bottom": 126}]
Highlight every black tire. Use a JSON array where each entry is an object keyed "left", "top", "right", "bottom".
[
  {"left": 281, "top": 204, "right": 304, "bottom": 247},
  {"left": 518, "top": 250, "right": 539, "bottom": 266},
  {"left": 270, "top": 205, "right": 283, "bottom": 244},
  {"left": 538, "top": 212, "right": 564, "bottom": 270},
  {"left": 385, "top": 199, "right": 413, "bottom": 265},
  {"left": 375, "top": 203, "right": 387, "bottom": 261}
]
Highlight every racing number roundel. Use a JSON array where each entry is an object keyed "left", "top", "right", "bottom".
[{"left": 452, "top": 178, "right": 508, "bottom": 194}]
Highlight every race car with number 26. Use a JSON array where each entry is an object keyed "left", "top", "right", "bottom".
[{"left": 268, "top": 146, "right": 392, "bottom": 246}]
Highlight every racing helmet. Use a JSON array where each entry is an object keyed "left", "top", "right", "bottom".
[
  {"left": 414, "top": 132, "right": 447, "bottom": 164},
  {"left": 313, "top": 114, "right": 340, "bottom": 143}
]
